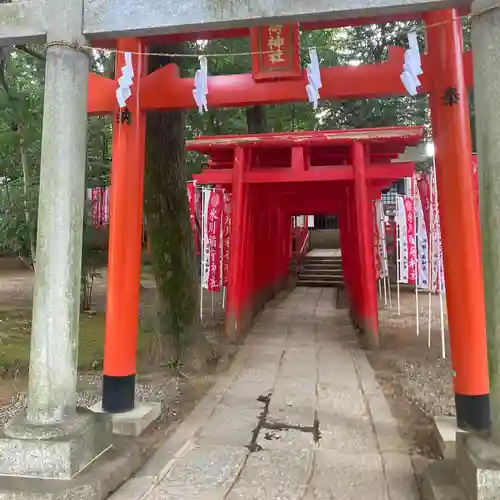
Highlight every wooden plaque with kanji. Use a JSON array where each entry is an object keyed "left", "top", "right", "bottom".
[{"left": 250, "top": 23, "right": 301, "bottom": 81}]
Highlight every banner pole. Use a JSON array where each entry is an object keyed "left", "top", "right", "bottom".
[
  {"left": 413, "top": 177, "right": 420, "bottom": 337},
  {"left": 440, "top": 285, "right": 446, "bottom": 359},
  {"left": 396, "top": 196, "right": 401, "bottom": 316},
  {"left": 430, "top": 163, "right": 446, "bottom": 359},
  {"left": 380, "top": 201, "right": 391, "bottom": 308},
  {"left": 428, "top": 170, "right": 433, "bottom": 349},
  {"left": 200, "top": 187, "right": 205, "bottom": 321}
]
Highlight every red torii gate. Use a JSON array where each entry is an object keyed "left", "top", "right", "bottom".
[
  {"left": 87, "top": 46, "right": 474, "bottom": 114},
  {"left": 90, "top": 9, "right": 489, "bottom": 437},
  {"left": 189, "top": 127, "right": 422, "bottom": 344}
]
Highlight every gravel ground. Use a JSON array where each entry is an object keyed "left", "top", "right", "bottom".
[
  {"left": 377, "top": 289, "right": 455, "bottom": 419},
  {"left": 0, "top": 372, "right": 182, "bottom": 426}
]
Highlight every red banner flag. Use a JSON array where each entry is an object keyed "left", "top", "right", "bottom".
[
  {"left": 222, "top": 193, "right": 232, "bottom": 287},
  {"left": 373, "top": 204, "right": 381, "bottom": 279},
  {"left": 207, "top": 190, "right": 224, "bottom": 292},
  {"left": 416, "top": 172, "right": 431, "bottom": 235},
  {"left": 187, "top": 183, "right": 200, "bottom": 255},
  {"left": 90, "top": 187, "right": 102, "bottom": 227},
  {"left": 404, "top": 196, "right": 417, "bottom": 285}
]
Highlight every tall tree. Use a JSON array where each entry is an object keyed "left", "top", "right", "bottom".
[
  {"left": 144, "top": 43, "right": 214, "bottom": 371},
  {"left": 0, "top": 46, "right": 45, "bottom": 265},
  {"left": 246, "top": 105, "right": 268, "bottom": 133}
]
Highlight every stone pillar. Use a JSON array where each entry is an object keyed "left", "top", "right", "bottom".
[
  {"left": 26, "top": 0, "right": 90, "bottom": 426},
  {"left": 0, "top": 0, "right": 112, "bottom": 483},
  {"left": 471, "top": 0, "right": 500, "bottom": 441},
  {"left": 426, "top": 9, "right": 490, "bottom": 432}
]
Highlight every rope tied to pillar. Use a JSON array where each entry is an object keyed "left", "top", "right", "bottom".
[{"left": 44, "top": 40, "right": 92, "bottom": 59}]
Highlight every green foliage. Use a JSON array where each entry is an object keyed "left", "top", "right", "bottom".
[
  {"left": 0, "top": 177, "right": 38, "bottom": 259},
  {"left": 0, "top": 46, "right": 112, "bottom": 309}
]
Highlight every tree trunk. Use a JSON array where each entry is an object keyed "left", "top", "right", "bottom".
[
  {"left": 144, "top": 43, "right": 213, "bottom": 372},
  {"left": 18, "top": 125, "right": 36, "bottom": 267},
  {"left": 246, "top": 106, "right": 268, "bottom": 133}
]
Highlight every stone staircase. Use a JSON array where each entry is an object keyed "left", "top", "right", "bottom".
[{"left": 297, "top": 254, "right": 344, "bottom": 288}]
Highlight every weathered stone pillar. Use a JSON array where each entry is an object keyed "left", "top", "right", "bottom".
[
  {"left": 0, "top": 0, "right": 111, "bottom": 484},
  {"left": 472, "top": 0, "right": 500, "bottom": 443},
  {"left": 24, "top": 0, "right": 89, "bottom": 426}
]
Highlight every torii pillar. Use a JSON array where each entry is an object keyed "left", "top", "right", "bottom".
[
  {"left": 226, "top": 147, "right": 248, "bottom": 337},
  {"left": 352, "top": 141, "right": 379, "bottom": 348},
  {"left": 102, "top": 39, "right": 146, "bottom": 413},
  {"left": 430, "top": 6, "right": 500, "bottom": 497},
  {"left": 426, "top": 9, "right": 490, "bottom": 433}
]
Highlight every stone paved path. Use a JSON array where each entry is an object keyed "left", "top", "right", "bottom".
[{"left": 110, "top": 288, "right": 420, "bottom": 500}]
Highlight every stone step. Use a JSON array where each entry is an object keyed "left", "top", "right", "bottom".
[
  {"left": 421, "top": 459, "right": 467, "bottom": 500},
  {"left": 300, "top": 269, "right": 343, "bottom": 277},
  {"left": 303, "top": 263, "right": 343, "bottom": 269},
  {"left": 296, "top": 280, "right": 341, "bottom": 288},
  {"left": 303, "top": 259, "right": 342, "bottom": 264},
  {"left": 298, "top": 274, "right": 343, "bottom": 282},
  {"left": 304, "top": 257, "right": 342, "bottom": 265},
  {"left": 297, "top": 277, "right": 344, "bottom": 284},
  {"left": 303, "top": 263, "right": 343, "bottom": 271}
]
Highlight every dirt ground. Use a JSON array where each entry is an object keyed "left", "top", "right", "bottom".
[{"left": 0, "top": 262, "right": 228, "bottom": 420}]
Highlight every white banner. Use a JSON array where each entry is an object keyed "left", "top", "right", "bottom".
[
  {"left": 375, "top": 201, "right": 388, "bottom": 279},
  {"left": 201, "top": 188, "right": 211, "bottom": 290},
  {"left": 396, "top": 196, "right": 409, "bottom": 283},
  {"left": 430, "top": 169, "right": 445, "bottom": 293},
  {"left": 415, "top": 186, "right": 430, "bottom": 290}
]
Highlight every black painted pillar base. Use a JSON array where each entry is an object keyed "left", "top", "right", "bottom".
[
  {"left": 102, "top": 374, "right": 136, "bottom": 413},
  {"left": 455, "top": 393, "right": 491, "bottom": 432}
]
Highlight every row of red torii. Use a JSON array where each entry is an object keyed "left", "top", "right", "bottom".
[{"left": 95, "top": 10, "right": 488, "bottom": 436}]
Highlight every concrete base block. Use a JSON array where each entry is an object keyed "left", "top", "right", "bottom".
[
  {"left": 90, "top": 402, "right": 162, "bottom": 437},
  {"left": 456, "top": 433, "right": 500, "bottom": 500},
  {"left": 0, "top": 439, "right": 144, "bottom": 500},
  {"left": 0, "top": 408, "right": 111, "bottom": 480},
  {"left": 434, "top": 416, "right": 467, "bottom": 459},
  {"left": 421, "top": 459, "right": 468, "bottom": 500}
]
